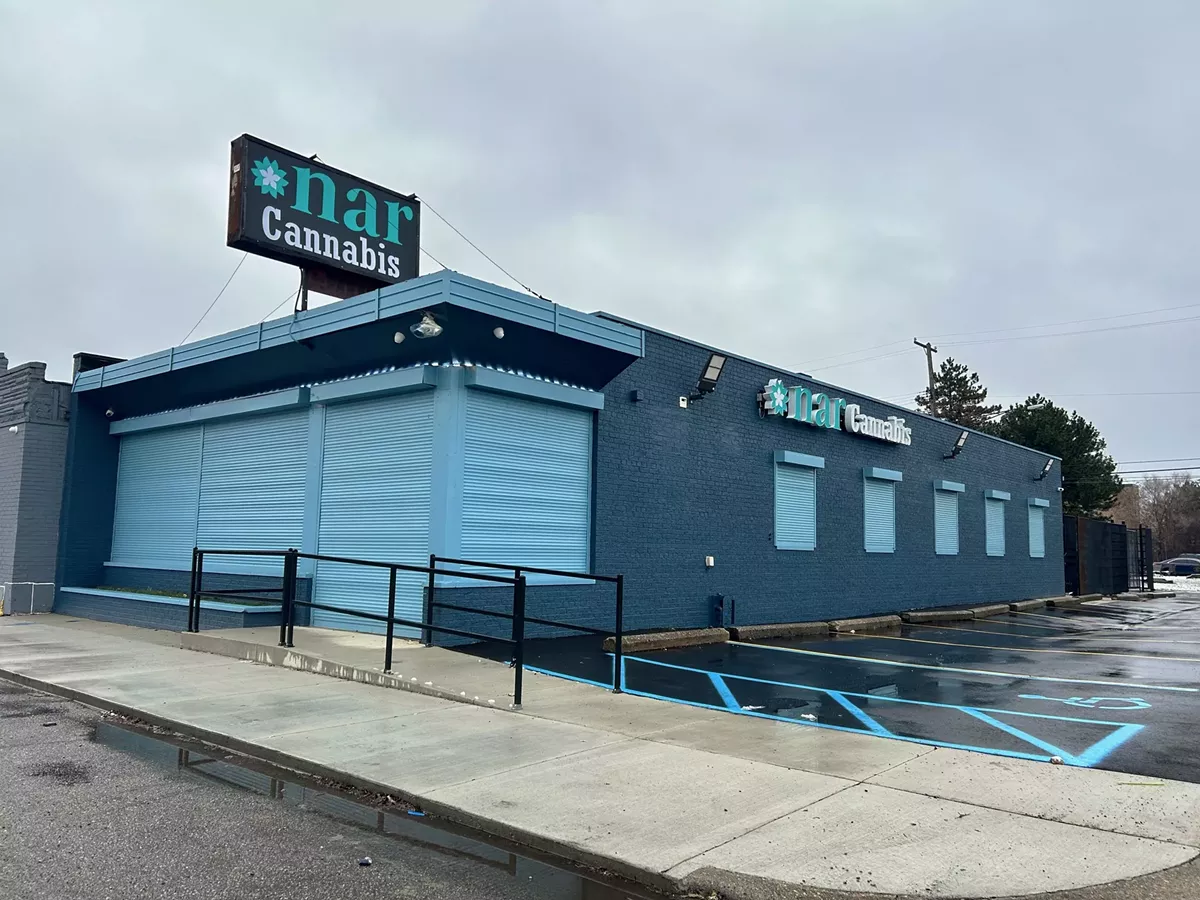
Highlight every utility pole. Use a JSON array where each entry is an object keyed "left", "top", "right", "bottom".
[{"left": 913, "top": 338, "right": 938, "bottom": 416}]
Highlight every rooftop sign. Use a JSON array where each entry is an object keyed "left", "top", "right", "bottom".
[
  {"left": 227, "top": 134, "right": 420, "bottom": 298},
  {"left": 759, "top": 378, "right": 912, "bottom": 446}
]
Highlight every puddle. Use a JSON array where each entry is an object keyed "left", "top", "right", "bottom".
[{"left": 92, "top": 721, "right": 662, "bottom": 900}]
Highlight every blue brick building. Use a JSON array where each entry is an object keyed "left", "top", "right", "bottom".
[{"left": 54, "top": 270, "right": 1064, "bottom": 635}]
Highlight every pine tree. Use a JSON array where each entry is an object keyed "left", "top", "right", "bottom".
[
  {"left": 914, "top": 357, "right": 1001, "bottom": 428},
  {"left": 990, "top": 395, "right": 1123, "bottom": 517}
]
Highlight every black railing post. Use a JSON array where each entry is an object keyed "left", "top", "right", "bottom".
[
  {"left": 512, "top": 574, "right": 526, "bottom": 708},
  {"left": 612, "top": 574, "right": 624, "bottom": 693},
  {"left": 193, "top": 550, "right": 204, "bottom": 633},
  {"left": 187, "top": 547, "right": 199, "bottom": 633},
  {"left": 285, "top": 551, "right": 297, "bottom": 648},
  {"left": 384, "top": 566, "right": 397, "bottom": 673},
  {"left": 423, "top": 553, "right": 436, "bottom": 647},
  {"left": 279, "top": 549, "right": 296, "bottom": 647}
]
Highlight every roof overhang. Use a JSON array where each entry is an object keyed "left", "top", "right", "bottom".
[{"left": 73, "top": 271, "right": 643, "bottom": 418}]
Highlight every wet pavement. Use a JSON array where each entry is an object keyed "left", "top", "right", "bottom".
[
  {"left": 494, "top": 597, "right": 1200, "bottom": 783},
  {"left": 0, "top": 679, "right": 661, "bottom": 900}
]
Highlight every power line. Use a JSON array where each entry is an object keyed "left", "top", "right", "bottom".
[
  {"left": 805, "top": 346, "right": 916, "bottom": 373},
  {"left": 181, "top": 253, "right": 247, "bottom": 344},
  {"left": 941, "top": 314, "right": 1200, "bottom": 347},
  {"left": 420, "top": 246, "right": 449, "bottom": 271},
  {"left": 417, "top": 197, "right": 545, "bottom": 299},
  {"left": 260, "top": 287, "right": 300, "bottom": 323},
  {"left": 927, "top": 300, "right": 1200, "bottom": 340},
  {"left": 798, "top": 340, "right": 911, "bottom": 368},
  {"left": 1117, "top": 457, "right": 1200, "bottom": 465}
]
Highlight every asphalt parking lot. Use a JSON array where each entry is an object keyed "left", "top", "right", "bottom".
[{"left": 517, "top": 594, "right": 1200, "bottom": 783}]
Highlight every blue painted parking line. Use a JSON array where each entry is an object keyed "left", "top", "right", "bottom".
[
  {"left": 735, "top": 640, "right": 1199, "bottom": 693},
  {"left": 527, "top": 654, "right": 1148, "bottom": 768}
]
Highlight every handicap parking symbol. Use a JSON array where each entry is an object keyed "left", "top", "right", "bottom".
[{"left": 1019, "top": 694, "right": 1151, "bottom": 710}]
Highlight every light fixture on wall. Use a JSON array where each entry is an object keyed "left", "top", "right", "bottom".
[
  {"left": 688, "top": 353, "right": 727, "bottom": 402},
  {"left": 410, "top": 312, "right": 443, "bottom": 339},
  {"left": 393, "top": 331, "right": 406, "bottom": 344},
  {"left": 493, "top": 326, "right": 505, "bottom": 339},
  {"left": 944, "top": 430, "right": 969, "bottom": 460},
  {"left": 1036, "top": 458, "right": 1055, "bottom": 480},
  {"left": 6, "top": 425, "right": 17, "bottom": 434}
]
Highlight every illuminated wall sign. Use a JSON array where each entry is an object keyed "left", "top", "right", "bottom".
[
  {"left": 227, "top": 134, "right": 420, "bottom": 298},
  {"left": 759, "top": 378, "right": 912, "bottom": 446}
]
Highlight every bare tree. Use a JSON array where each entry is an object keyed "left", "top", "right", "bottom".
[{"left": 1139, "top": 474, "right": 1200, "bottom": 559}]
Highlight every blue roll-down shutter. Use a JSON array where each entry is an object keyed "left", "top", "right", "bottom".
[
  {"left": 986, "top": 498, "right": 1006, "bottom": 557},
  {"left": 313, "top": 392, "right": 434, "bottom": 634},
  {"left": 195, "top": 410, "right": 308, "bottom": 574},
  {"left": 934, "top": 490, "right": 959, "bottom": 556},
  {"left": 864, "top": 478, "right": 896, "bottom": 553},
  {"left": 1028, "top": 505, "right": 1046, "bottom": 558},
  {"left": 775, "top": 464, "right": 817, "bottom": 551},
  {"left": 462, "top": 390, "right": 593, "bottom": 572},
  {"left": 110, "top": 426, "right": 202, "bottom": 568}
]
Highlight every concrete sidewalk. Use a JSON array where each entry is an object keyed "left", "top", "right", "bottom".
[{"left": 2, "top": 615, "right": 1199, "bottom": 899}]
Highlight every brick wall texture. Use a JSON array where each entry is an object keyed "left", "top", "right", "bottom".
[
  {"left": 0, "top": 361, "right": 69, "bottom": 603},
  {"left": 437, "top": 328, "right": 1064, "bottom": 640}
]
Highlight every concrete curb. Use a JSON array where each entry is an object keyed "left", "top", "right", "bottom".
[
  {"left": 969, "top": 603, "right": 1011, "bottom": 619},
  {"left": 1008, "top": 598, "right": 1047, "bottom": 612},
  {"left": 829, "top": 615, "right": 902, "bottom": 634},
  {"left": 1141, "top": 591, "right": 1178, "bottom": 599},
  {"left": 602, "top": 627, "right": 729, "bottom": 653},
  {"left": 900, "top": 609, "right": 973, "bottom": 624},
  {"left": 1046, "top": 595, "right": 1084, "bottom": 608},
  {"left": 179, "top": 632, "right": 508, "bottom": 712},
  {"left": 0, "top": 665, "right": 678, "bottom": 894},
  {"left": 729, "top": 622, "right": 829, "bottom": 641}
]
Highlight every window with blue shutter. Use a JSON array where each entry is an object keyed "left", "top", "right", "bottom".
[
  {"left": 111, "top": 426, "right": 203, "bottom": 568},
  {"left": 774, "top": 451, "right": 823, "bottom": 551},
  {"left": 985, "top": 493, "right": 1008, "bottom": 557},
  {"left": 462, "top": 390, "right": 593, "bottom": 574},
  {"left": 196, "top": 410, "right": 309, "bottom": 574},
  {"left": 863, "top": 468, "right": 901, "bottom": 553},
  {"left": 933, "top": 482, "right": 963, "bottom": 556},
  {"left": 1028, "top": 501, "right": 1047, "bottom": 558}
]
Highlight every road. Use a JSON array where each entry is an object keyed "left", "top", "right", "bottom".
[{"left": 0, "top": 680, "right": 651, "bottom": 900}]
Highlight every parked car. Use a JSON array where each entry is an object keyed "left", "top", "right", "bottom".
[{"left": 1156, "top": 556, "right": 1200, "bottom": 575}]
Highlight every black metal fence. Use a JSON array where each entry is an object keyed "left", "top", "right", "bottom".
[
  {"left": 426, "top": 555, "right": 625, "bottom": 693},
  {"left": 186, "top": 548, "right": 627, "bottom": 705},
  {"left": 1063, "top": 517, "right": 1154, "bottom": 595}
]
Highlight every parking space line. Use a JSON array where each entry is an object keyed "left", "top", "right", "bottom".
[
  {"left": 734, "top": 642, "right": 1199, "bottom": 692},
  {"left": 860, "top": 632, "right": 1200, "bottom": 663},
  {"left": 906, "top": 621, "right": 1083, "bottom": 638}
]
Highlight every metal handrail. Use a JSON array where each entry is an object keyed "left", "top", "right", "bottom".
[{"left": 187, "top": 547, "right": 528, "bottom": 706}]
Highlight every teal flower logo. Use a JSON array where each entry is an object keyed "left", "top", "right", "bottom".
[
  {"left": 251, "top": 157, "right": 289, "bottom": 199},
  {"left": 761, "top": 378, "right": 789, "bottom": 416}
]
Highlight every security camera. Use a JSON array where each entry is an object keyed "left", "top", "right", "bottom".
[
  {"left": 105, "top": 409, "right": 114, "bottom": 418},
  {"left": 1057, "top": 486, "right": 1064, "bottom": 492}
]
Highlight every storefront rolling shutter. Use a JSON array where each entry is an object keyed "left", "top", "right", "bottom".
[
  {"left": 110, "top": 426, "right": 202, "bottom": 568},
  {"left": 775, "top": 464, "right": 817, "bottom": 550},
  {"left": 934, "top": 489, "right": 959, "bottom": 556},
  {"left": 462, "top": 390, "right": 593, "bottom": 573},
  {"left": 313, "top": 392, "right": 434, "bottom": 634},
  {"left": 864, "top": 478, "right": 896, "bottom": 553},
  {"left": 1028, "top": 505, "right": 1045, "bottom": 558},
  {"left": 986, "top": 498, "right": 1006, "bottom": 557},
  {"left": 195, "top": 410, "right": 308, "bottom": 574}
]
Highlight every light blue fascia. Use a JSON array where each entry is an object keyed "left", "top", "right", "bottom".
[
  {"left": 864, "top": 467, "right": 903, "bottom": 482},
  {"left": 936, "top": 480, "right": 966, "bottom": 493},
  {"left": 428, "top": 366, "right": 467, "bottom": 574},
  {"left": 60, "top": 586, "right": 280, "bottom": 614},
  {"left": 309, "top": 366, "right": 437, "bottom": 404},
  {"left": 774, "top": 450, "right": 825, "bottom": 469},
  {"left": 986, "top": 489, "right": 1012, "bottom": 501},
  {"left": 109, "top": 388, "right": 309, "bottom": 435},
  {"left": 75, "top": 270, "right": 644, "bottom": 393},
  {"left": 1029, "top": 497, "right": 1051, "bottom": 508},
  {"left": 464, "top": 366, "right": 605, "bottom": 410},
  {"left": 298, "top": 403, "right": 327, "bottom": 577}
]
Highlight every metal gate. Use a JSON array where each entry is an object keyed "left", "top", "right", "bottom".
[{"left": 1126, "top": 525, "right": 1154, "bottom": 593}]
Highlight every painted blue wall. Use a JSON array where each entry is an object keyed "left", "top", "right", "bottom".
[{"left": 437, "top": 328, "right": 1064, "bottom": 638}]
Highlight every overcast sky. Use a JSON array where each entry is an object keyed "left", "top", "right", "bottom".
[{"left": 2, "top": 1, "right": 1197, "bottom": 476}]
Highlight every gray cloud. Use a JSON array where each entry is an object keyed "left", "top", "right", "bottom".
[{"left": 2, "top": 0, "right": 1197, "bottom": 472}]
